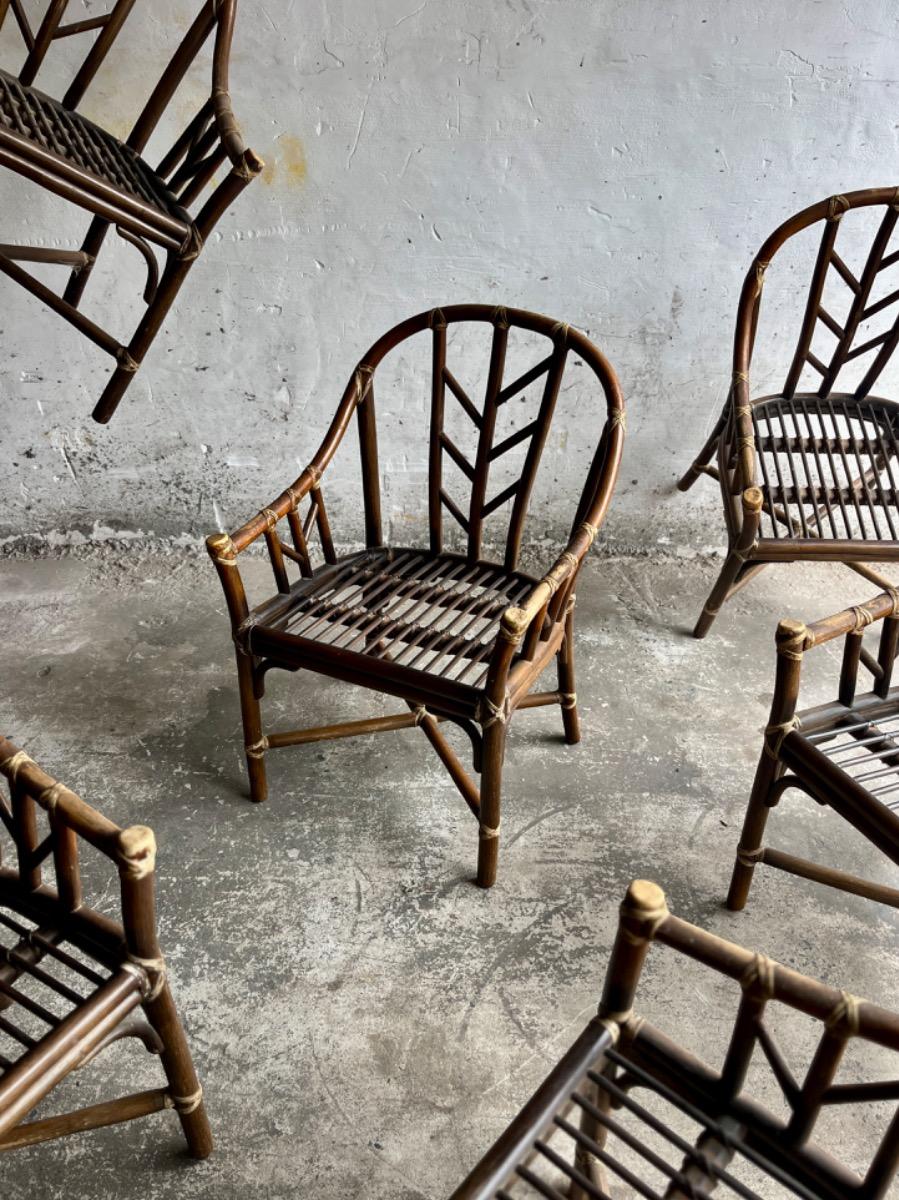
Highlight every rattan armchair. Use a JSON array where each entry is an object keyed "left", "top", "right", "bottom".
[
  {"left": 450, "top": 879, "right": 899, "bottom": 1200},
  {"left": 207, "top": 304, "right": 625, "bottom": 889},
  {"left": 0, "top": 0, "right": 262, "bottom": 423},
  {"left": 728, "top": 590, "right": 899, "bottom": 912},
  {"left": 679, "top": 188, "right": 899, "bottom": 638},
  {"left": 0, "top": 737, "right": 211, "bottom": 1157}
]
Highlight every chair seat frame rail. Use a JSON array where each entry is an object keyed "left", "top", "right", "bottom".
[
  {"left": 728, "top": 588, "right": 899, "bottom": 912},
  {"left": 0, "top": 736, "right": 212, "bottom": 1158},
  {"left": 450, "top": 879, "right": 899, "bottom": 1200},
  {"left": 207, "top": 303, "right": 625, "bottom": 888},
  {"left": 0, "top": 0, "right": 263, "bottom": 422},
  {"left": 678, "top": 187, "right": 899, "bottom": 637}
]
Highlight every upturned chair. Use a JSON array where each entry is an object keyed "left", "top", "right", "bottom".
[
  {"left": 0, "top": 0, "right": 262, "bottom": 423},
  {"left": 0, "top": 737, "right": 211, "bottom": 1157},
  {"left": 450, "top": 879, "right": 899, "bottom": 1200},
  {"left": 207, "top": 304, "right": 625, "bottom": 889},
  {"left": 679, "top": 188, "right": 899, "bottom": 638},
  {"left": 728, "top": 590, "right": 899, "bottom": 912}
]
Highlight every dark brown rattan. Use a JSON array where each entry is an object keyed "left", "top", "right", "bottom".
[
  {"left": 728, "top": 590, "right": 899, "bottom": 912},
  {"left": 450, "top": 879, "right": 899, "bottom": 1200},
  {"left": 0, "top": 737, "right": 212, "bottom": 1157},
  {"left": 0, "top": 0, "right": 262, "bottom": 423},
  {"left": 207, "top": 304, "right": 625, "bottom": 889},
  {"left": 678, "top": 188, "right": 899, "bottom": 638}
]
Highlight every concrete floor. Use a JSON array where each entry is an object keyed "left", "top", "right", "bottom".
[{"left": 0, "top": 548, "right": 898, "bottom": 1198}]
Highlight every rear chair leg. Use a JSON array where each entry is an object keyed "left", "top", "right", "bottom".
[
  {"left": 235, "top": 651, "right": 267, "bottom": 803},
  {"left": 557, "top": 608, "right": 581, "bottom": 745},
  {"left": 477, "top": 722, "right": 506, "bottom": 889},
  {"left": 726, "top": 760, "right": 783, "bottom": 911},
  {"left": 143, "top": 983, "right": 213, "bottom": 1159},
  {"left": 677, "top": 412, "right": 725, "bottom": 492}
]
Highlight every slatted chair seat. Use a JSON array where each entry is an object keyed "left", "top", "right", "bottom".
[
  {"left": 752, "top": 393, "right": 899, "bottom": 544},
  {"left": 450, "top": 881, "right": 899, "bottom": 1200},
  {"left": 0, "top": 68, "right": 189, "bottom": 241},
  {"left": 0, "top": 1, "right": 262, "bottom": 422},
  {"left": 209, "top": 304, "right": 625, "bottom": 888},
  {"left": 728, "top": 592, "right": 899, "bottom": 912},
  {"left": 246, "top": 548, "right": 543, "bottom": 707},
  {"left": 0, "top": 739, "right": 212, "bottom": 1157},
  {"left": 679, "top": 189, "right": 899, "bottom": 638}
]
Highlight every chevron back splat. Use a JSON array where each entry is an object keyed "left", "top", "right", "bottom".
[
  {"left": 775, "top": 195, "right": 899, "bottom": 402},
  {"left": 427, "top": 308, "right": 584, "bottom": 570}
]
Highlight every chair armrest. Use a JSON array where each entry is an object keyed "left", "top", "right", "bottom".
[
  {"left": 500, "top": 520, "right": 599, "bottom": 644},
  {"left": 801, "top": 591, "right": 899, "bottom": 650}
]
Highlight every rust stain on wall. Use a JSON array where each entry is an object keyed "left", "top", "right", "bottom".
[{"left": 262, "top": 133, "right": 307, "bottom": 188}]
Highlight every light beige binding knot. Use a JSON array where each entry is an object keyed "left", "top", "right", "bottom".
[
  {"left": 733, "top": 540, "right": 759, "bottom": 565},
  {"left": 732, "top": 371, "right": 750, "bottom": 385},
  {"left": 261, "top": 507, "right": 280, "bottom": 530},
  {"left": 478, "top": 821, "right": 500, "bottom": 840},
  {"left": 826, "top": 991, "right": 861, "bottom": 1037},
  {"left": 118, "top": 826, "right": 157, "bottom": 880},
  {"left": 492, "top": 305, "right": 509, "bottom": 329},
  {"left": 575, "top": 521, "right": 598, "bottom": 547},
  {"left": 755, "top": 260, "right": 769, "bottom": 288},
  {"left": 37, "top": 782, "right": 66, "bottom": 814},
  {"left": 126, "top": 952, "right": 167, "bottom": 1000},
  {"left": 245, "top": 737, "right": 268, "bottom": 759},
  {"left": 735, "top": 404, "right": 752, "bottom": 418},
  {"left": 886, "top": 587, "right": 899, "bottom": 617},
  {"left": 561, "top": 692, "right": 577, "bottom": 710},
  {"left": 740, "top": 952, "right": 776, "bottom": 999},
  {"left": 170, "top": 1086, "right": 204, "bottom": 1114},
  {"left": 609, "top": 410, "right": 627, "bottom": 433},
  {"left": 354, "top": 366, "right": 374, "bottom": 402},
  {"left": 0, "top": 749, "right": 33, "bottom": 784},
  {"left": 776, "top": 619, "right": 809, "bottom": 661},
  {"left": 596, "top": 1015, "right": 624, "bottom": 1043},
  {"left": 476, "top": 696, "right": 510, "bottom": 729},
  {"left": 827, "top": 194, "right": 850, "bottom": 221},
  {"left": 851, "top": 604, "right": 875, "bottom": 631},
  {"left": 429, "top": 307, "right": 447, "bottom": 330},
  {"left": 763, "top": 715, "right": 801, "bottom": 760},
  {"left": 116, "top": 347, "right": 140, "bottom": 373},
  {"left": 736, "top": 845, "right": 764, "bottom": 867},
  {"left": 412, "top": 705, "right": 428, "bottom": 726},
  {"left": 551, "top": 321, "right": 569, "bottom": 343}
]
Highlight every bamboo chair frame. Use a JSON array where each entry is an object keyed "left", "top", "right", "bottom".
[
  {"left": 679, "top": 188, "right": 899, "bottom": 638},
  {"left": 728, "top": 590, "right": 899, "bottom": 912},
  {"left": 0, "top": 737, "right": 211, "bottom": 1158},
  {"left": 0, "top": 0, "right": 262, "bottom": 423},
  {"left": 450, "top": 879, "right": 899, "bottom": 1200},
  {"left": 207, "top": 304, "right": 625, "bottom": 889}
]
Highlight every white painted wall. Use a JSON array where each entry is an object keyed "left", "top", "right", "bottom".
[{"left": 2, "top": 0, "right": 899, "bottom": 552}]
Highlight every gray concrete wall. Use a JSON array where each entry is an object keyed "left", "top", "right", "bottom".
[{"left": 2, "top": 0, "right": 898, "bottom": 551}]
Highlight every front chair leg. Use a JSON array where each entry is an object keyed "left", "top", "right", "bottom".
[
  {"left": 693, "top": 549, "right": 745, "bottom": 639},
  {"left": 143, "top": 982, "right": 213, "bottom": 1159},
  {"left": 235, "top": 650, "right": 267, "bottom": 803},
  {"left": 557, "top": 608, "right": 581, "bottom": 745},
  {"left": 477, "top": 720, "right": 507, "bottom": 889}
]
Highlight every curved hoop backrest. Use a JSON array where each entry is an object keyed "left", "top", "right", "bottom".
[
  {"left": 340, "top": 304, "right": 624, "bottom": 571},
  {"left": 733, "top": 187, "right": 899, "bottom": 403}
]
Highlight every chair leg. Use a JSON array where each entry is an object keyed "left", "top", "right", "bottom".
[
  {"left": 235, "top": 651, "right": 267, "bottom": 803},
  {"left": 477, "top": 721, "right": 506, "bottom": 889},
  {"left": 693, "top": 549, "right": 745, "bottom": 639},
  {"left": 677, "top": 412, "right": 725, "bottom": 492},
  {"left": 92, "top": 253, "right": 195, "bottom": 423},
  {"left": 557, "top": 609, "right": 581, "bottom": 745},
  {"left": 726, "top": 759, "right": 783, "bottom": 911},
  {"left": 62, "top": 215, "right": 111, "bottom": 307},
  {"left": 143, "top": 983, "right": 213, "bottom": 1159}
]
